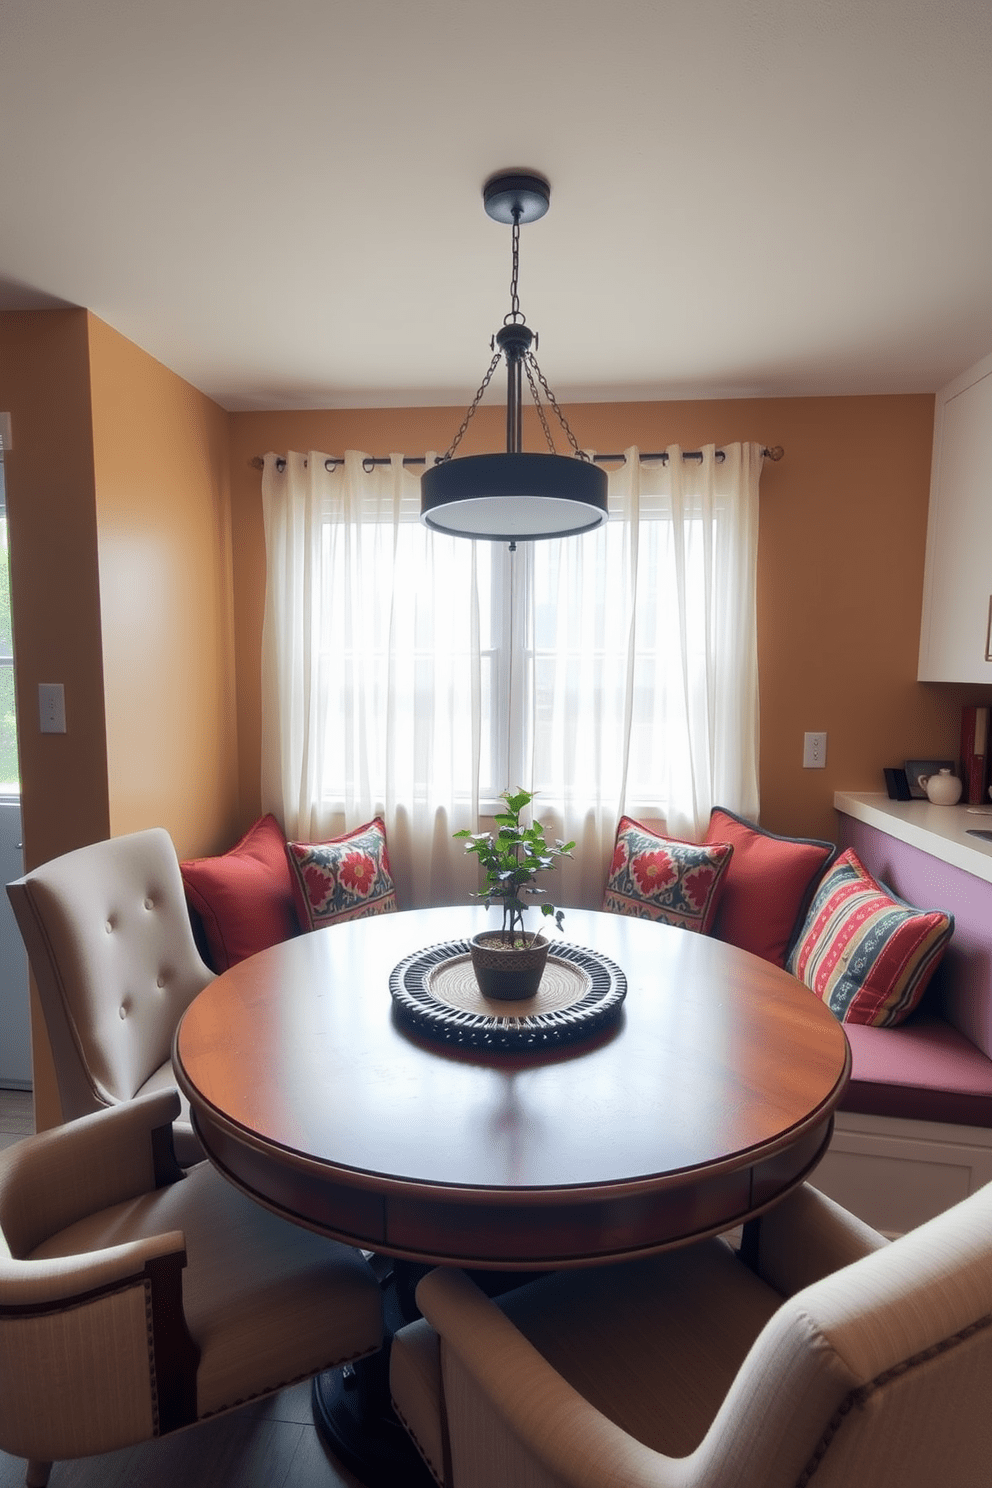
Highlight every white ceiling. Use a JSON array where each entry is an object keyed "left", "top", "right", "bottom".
[{"left": 2, "top": 0, "right": 991, "bottom": 413}]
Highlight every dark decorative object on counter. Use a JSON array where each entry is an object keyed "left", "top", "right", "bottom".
[{"left": 883, "top": 767, "right": 913, "bottom": 801}]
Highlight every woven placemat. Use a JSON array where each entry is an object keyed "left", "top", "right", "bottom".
[
  {"left": 425, "top": 953, "right": 592, "bottom": 1017},
  {"left": 389, "top": 939, "right": 626, "bottom": 1051}
]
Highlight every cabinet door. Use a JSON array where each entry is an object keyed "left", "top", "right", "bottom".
[{"left": 918, "top": 355, "right": 992, "bottom": 682}]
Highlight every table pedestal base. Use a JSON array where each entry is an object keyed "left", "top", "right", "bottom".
[
  {"left": 312, "top": 1257, "right": 550, "bottom": 1485},
  {"left": 312, "top": 1258, "right": 436, "bottom": 1488},
  {"left": 312, "top": 1361, "right": 436, "bottom": 1488}
]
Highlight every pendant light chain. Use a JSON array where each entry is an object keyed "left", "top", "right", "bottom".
[
  {"left": 526, "top": 353, "right": 586, "bottom": 459},
  {"left": 438, "top": 200, "right": 586, "bottom": 464},
  {"left": 505, "top": 214, "right": 524, "bottom": 324},
  {"left": 439, "top": 350, "right": 502, "bottom": 462},
  {"left": 523, "top": 357, "right": 557, "bottom": 455},
  {"left": 439, "top": 207, "right": 527, "bottom": 463}
]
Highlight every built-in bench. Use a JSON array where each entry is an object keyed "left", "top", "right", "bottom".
[
  {"left": 178, "top": 800, "right": 992, "bottom": 1238},
  {"left": 812, "top": 793, "right": 992, "bottom": 1236}
]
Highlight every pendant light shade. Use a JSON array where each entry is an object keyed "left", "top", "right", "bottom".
[
  {"left": 421, "top": 452, "right": 608, "bottom": 541},
  {"left": 421, "top": 171, "right": 608, "bottom": 544}
]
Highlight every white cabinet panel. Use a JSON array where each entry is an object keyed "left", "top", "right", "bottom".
[
  {"left": 918, "top": 351, "right": 992, "bottom": 682},
  {"left": 817, "top": 1112, "right": 992, "bottom": 1238}
]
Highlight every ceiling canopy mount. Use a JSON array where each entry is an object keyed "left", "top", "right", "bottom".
[{"left": 482, "top": 170, "right": 550, "bottom": 226}]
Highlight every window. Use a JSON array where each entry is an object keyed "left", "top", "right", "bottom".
[{"left": 261, "top": 445, "right": 761, "bottom": 906}]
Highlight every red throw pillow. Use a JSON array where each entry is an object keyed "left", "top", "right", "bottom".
[
  {"left": 181, "top": 814, "right": 299, "bottom": 972},
  {"left": 286, "top": 818, "right": 398, "bottom": 932},
  {"left": 603, "top": 816, "right": 733, "bottom": 934},
  {"left": 705, "top": 807, "right": 835, "bottom": 968}
]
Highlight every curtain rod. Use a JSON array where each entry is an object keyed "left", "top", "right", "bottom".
[{"left": 249, "top": 445, "right": 784, "bottom": 473}]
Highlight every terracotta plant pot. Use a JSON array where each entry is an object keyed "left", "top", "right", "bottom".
[{"left": 469, "top": 931, "right": 550, "bottom": 1001}]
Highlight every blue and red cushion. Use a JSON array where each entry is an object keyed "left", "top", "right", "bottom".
[
  {"left": 286, "top": 817, "right": 397, "bottom": 932},
  {"left": 787, "top": 848, "right": 953, "bottom": 1027},
  {"left": 603, "top": 816, "right": 733, "bottom": 933}
]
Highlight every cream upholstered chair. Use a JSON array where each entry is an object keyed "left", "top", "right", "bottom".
[
  {"left": 7, "top": 827, "right": 214, "bottom": 1165},
  {"left": 0, "top": 1089, "right": 383, "bottom": 1487},
  {"left": 391, "top": 1183, "right": 992, "bottom": 1488}
]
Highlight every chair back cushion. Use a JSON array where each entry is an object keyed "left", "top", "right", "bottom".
[{"left": 7, "top": 828, "right": 212, "bottom": 1115}]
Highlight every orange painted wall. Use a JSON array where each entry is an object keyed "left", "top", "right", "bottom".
[
  {"left": 1, "top": 309, "right": 112, "bottom": 1126},
  {"left": 0, "top": 310, "right": 111, "bottom": 869},
  {"left": 228, "top": 395, "right": 982, "bottom": 845},
  {"left": 88, "top": 315, "right": 239, "bottom": 857},
  {"left": 0, "top": 309, "right": 238, "bottom": 1124}
]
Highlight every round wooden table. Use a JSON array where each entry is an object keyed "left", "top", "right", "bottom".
[{"left": 174, "top": 906, "right": 850, "bottom": 1270}]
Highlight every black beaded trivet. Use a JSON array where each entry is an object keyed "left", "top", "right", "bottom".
[{"left": 389, "top": 939, "right": 626, "bottom": 1050}]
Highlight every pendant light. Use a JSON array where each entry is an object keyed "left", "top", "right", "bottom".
[{"left": 420, "top": 171, "right": 608, "bottom": 544}]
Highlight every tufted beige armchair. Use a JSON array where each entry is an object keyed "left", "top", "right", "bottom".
[
  {"left": 7, "top": 827, "right": 214, "bottom": 1164},
  {"left": 391, "top": 1183, "right": 992, "bottom": 1488},
  {"left": 0, "top": 1089, "right": 383, "bottom": 1487}
]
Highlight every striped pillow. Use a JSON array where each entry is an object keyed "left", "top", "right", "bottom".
[{"left": 787, "top": 849, "right": 953, "bottom": 1026}]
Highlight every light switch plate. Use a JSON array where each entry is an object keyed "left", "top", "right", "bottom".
[
  {"left": 803, "top": 730, "right": 827, "bottom": 768},
  {"left": 38, "top": 683, "right": 66, "bottom": 734}
]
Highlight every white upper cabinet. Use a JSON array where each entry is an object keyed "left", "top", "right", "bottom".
[{"left": 918, "top": 351, "right": 992, "bottom": 682}]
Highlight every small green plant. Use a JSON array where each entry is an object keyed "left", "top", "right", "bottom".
[{"left": 454, "top": 789, "right": 575, "bottom": 946}]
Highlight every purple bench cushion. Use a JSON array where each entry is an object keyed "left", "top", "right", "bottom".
[{"left": 841, "top": 1014, "right": 992, "bottom": 1127}]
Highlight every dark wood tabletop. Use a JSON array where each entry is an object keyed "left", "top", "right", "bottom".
[{"left": 174, "top": 906, "right": 850, "bottom": 1269}]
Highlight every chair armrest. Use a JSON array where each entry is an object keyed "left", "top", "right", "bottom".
[
  {"left": 0, "top": 1089, "right": 184, "bottom": 1258},
  {"left": 751, "top": 1183, "right": 888, "bottom": 1298},
  {"left": 415, "top": 1268, "right": 674, "bottom": 1488},
  {"left": 0, "top": 1231, "right": 200, "bottom": 1448},
  {"left": 1, "top": 1230, "right": 186, "bottom": 1307}
]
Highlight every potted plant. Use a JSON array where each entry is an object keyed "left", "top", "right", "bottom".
[{"left": 454, "top": 789, "right": 575, "bottom": 1000}]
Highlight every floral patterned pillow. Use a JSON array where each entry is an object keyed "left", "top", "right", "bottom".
[
  {"left": 286, "top": 818, "right": 397, "bottom": 932},
  {"left": 603, "top": 816, "right": 733, "bottom": 933}
]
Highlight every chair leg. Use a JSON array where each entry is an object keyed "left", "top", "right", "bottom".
[{"left": 25, "top": 1461, "right": 52, "bottom": 1487}]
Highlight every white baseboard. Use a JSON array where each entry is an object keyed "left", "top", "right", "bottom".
[{"left": 813, "top": 1111, "right": 992, "bottom": 1238}]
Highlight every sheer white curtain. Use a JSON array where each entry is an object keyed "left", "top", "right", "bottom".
[
  {"left": 521, "top": 443, "right": 761, "bottom": 906},
  {"left": 261, "top": 444, "right": 762, "bottom": 910},
  {"left": 260, "top": 450, "right": 483, "bottom": 908}
]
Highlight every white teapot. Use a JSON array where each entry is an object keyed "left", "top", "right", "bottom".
[{"left": 919, "top": 768, "right": 962, "bottom": 806}]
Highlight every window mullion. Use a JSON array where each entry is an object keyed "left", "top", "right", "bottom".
[{"left": 504, "top": 544, "right": 532, "bottom": 795}]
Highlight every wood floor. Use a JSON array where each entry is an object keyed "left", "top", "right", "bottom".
[{"left": 0, "top": 1089, "right": 398, "bottom": 1488}]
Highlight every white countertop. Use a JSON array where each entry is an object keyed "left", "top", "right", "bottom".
[{"left": 834, "top": 791, "right": 992, "bottom": 885}]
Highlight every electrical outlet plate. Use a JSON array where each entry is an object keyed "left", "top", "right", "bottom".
[
  {"left": 38, "top": 683, "right": 66, "bottom": 734},
  {"left": 803, "top": 731, "right": 827, "bottom": 768}
]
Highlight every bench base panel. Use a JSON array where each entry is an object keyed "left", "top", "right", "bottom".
[{"left": 815, "top": 1111, "right": 992, "bottom": 1237}]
